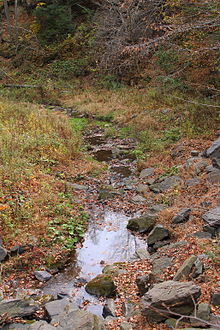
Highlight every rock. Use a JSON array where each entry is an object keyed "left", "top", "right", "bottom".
[
  {"left": 173, "top": 255, "right": 198, "bottom": 281},
  {"left": 45, "top": 298, "right": 77, "bottom": 319},
  {"left": 120, "top": 322, "right": 133, "bottom": 330},
  {"left": 191, "top": 231, "right": 212, "bottom": 239},
  {"left": 139, "top": 168, "right": 154, "bottom": 179},
  {"left": 136, "top": 273, "right": 155, "bottom": 296},
  {"left": 53, "top": 309, "right": 104, "bottom": 330},
  {"left": 10, "top": 245, "right": 30, "bottom": 256},
  {"left": 203, "top": 137, "right": 220, "bottom": 159},
  {"left": 0, "top": 246, "right": 7, "bottom": 262},
  {"left": 171, "top": 145, "right": 185, "bottom": 159},
  {"left": 93, "top": 148, "right": 113, "bottom": 162},
  {"left": 207, "top": 168, "right": 220, "bottom": 184},
  {"left": 85, "top": 274, "right": 116, "bottom": 297},
  {"left": 159, "top": 241, "right": 188, "bottom": 252},
  {"left": 136, "top": 184, "right": 149, "bottom": 193},
  {"left": 29, "top": 321, "right": 55, "bottom": 330},
  {"left": 67, "top": 183, "right": 89, "bottom": 191},
  {"left": 191, "top": 303, "right": 210, "bottom": 327},
  {"left": 152, "top": 257, "right": 172, "bottom": 275},
  {"left": 191, "top": 258, "right": 203, "bottom": 278},
  {"left": 153, "top": 240, "right": 170, "bottom": 250},
  {"left": 212, "top": 292, "right": 220, "bottom": 306},
  {"left": 98, "top": 186, "right": 120, "bottom": 200},
  {"left": 0, "top": 290, "right": 3, "bottom": 301},
  {"left": 185, "top": 178, "right": 200, "bottom": 187},
  {"left": 15, "top": 288, "right": 43, "bottom": 300},
  {"left": 102, "top": 298, "right": 116, "bottom": 318},
  {"left": 191, "top": 150, "right": 200, "bottom": 157},
  {"left": 34, "top": 270, "right": 52, "bottom": 282},
  {"left": 172, "top": 208, "right": 191, "bottom": 224},
  {"left": 140, "top": 280, "right": 201, "bottom": 322},
  {"left": 210, "top": 313, "right": 220, "bottom": 327},
  {"left": 194, "top": 160, "right": 209, "bottom": 174},
  {"left": 102, "top": 264, "right": 125, "bottom": 276},
  {"left": 150, "top": 176, "right": 181, "bottom": 193},
  {"left": 202, "top": 206, "right": 220, "bottom": 233},
  {"left": 135, "top": 248, "right": 150, "bottom": 259},
  {"left": 131, "top": 195, "right": 146, "bottom": 203},
  {"left": 165, "top": 318, "right": 190, "bottom": 329},
  {"left": 127, "top": 214, "right": 156, "bottom": 233},
  {"left": 149, "top": 204, "right": 166, "bottom": 213},
  {"left": 212, "top": 157, "right": 220, "bottom": 169},
  {"left": 147, "top": 225, "right": 170, "bottom": 246},
  {"left": 0, "top": 298, "right": 39, "bottom": 318}
]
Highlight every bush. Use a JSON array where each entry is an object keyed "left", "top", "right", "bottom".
[
  {"left": 49, "top": 58, "right": 89, "bottom": 78},
  {"left": 35, "top": 4, "right": 74, "bottom": 44}
]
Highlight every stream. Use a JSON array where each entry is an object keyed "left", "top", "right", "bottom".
[{"left": 43, "top": 110, "right": 147, "bottom": 317}]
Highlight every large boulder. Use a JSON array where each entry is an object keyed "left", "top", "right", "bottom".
[
  {"left": 173, "top": 255, "right": 203, "bottom": 281},
  {"left": 202, "top": 206, "right": 220, "bottom": 235},
  {"left": 85, "top": 274, "right": 116, "bottom": 297},
  {"left": 141, "top": 280, "right": 201, "bottom": 322},
  {"left": 147, "top": 225, "right": 169, "bottom": 246},
  {"left": 127, "top": 214, "right": 156, "bottom": 233},
  {"left": 34, "top": 270, "right": 52, "bottom": 282},
  {"left": 52, "top": 309, "right": 104, "bottom": 330},
  {"left": 203, "top": 137, "right": 220, "bottom": 159},
  {"left": 45, "top": 298, "right": 77, "bottom": 319},
  {"left": 172, "top": 208, "right": 191, "bottom": 224},
  {"left": 0, "top": 246, "right": 7, "bottom": 262},
  {"left": 0, "top": 298, "right": 39, "bottom": 318},
  {"left": 139, "top": 168, "right": 154, "bottom": 179},
  {"left": 150, "top": 176, "right": 181, "bottom": 193}
]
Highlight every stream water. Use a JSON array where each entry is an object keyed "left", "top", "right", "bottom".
[{"left": 43, "top": 112, "right": 146, "bottom": 316}]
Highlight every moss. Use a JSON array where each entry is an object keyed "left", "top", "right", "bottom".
[{"left": 85, "top": 274, "right": 116, "bottom": 297}]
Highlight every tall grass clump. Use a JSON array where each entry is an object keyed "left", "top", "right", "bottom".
[{"left": 0, "top": 98, "right": 80, "bottom": 181}]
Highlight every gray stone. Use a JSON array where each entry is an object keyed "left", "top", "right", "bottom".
[
  {"left": 147, "top": 225, "right": 170, "bottom": 246},
  {"left": 98, "top": 186, "right": 120, "bottom": 200},
  {"left": 0, "top": 298, "right": 39, "bottom": 318},
  {"left": 139, "top": 168, "right": 154, "bottom": 179},
  {"left": 102, "top": 264, "right": 125, "bottom": 277},
  {"left": 191, "top": 231, "right": 212, "bottom": 239},
  {"left": 149, "top": 204, "right": 166, "bottom": 213},
  {"left": 191, "top": 303, "right": 210, "bottom": 327},
  {"left": 165, "top": 318, "right": 190, "bottom": 329},
  {"left": 152, "top": 257, "right": 172, "bottom": 275},
  {"left": 34, "top": 270, "right": 52, "bottom": 282},
  {"left": 140, "top": 280, "right": 201, "bottom": 322},
  {"left": 0, "top": 246, "right": 7, "bottom": 262},
  {"left": 0, "top": 289, "right": 3, "bottom": 301},
  {"left": 173, "top": 255, "right": 197, "bottom": 281},
  {"left": 136, "top": 273, "right": 154, "bottom": 296},
  {"left": 85, "top": 274, "right": 116, "bottom": 297},
  {"left": 29, "top": 321, "right": 55, "bottom": 330},
  {"left": 212, "top": 292, "right": 220, "bottom": 306},
  {"left": 207, "top": 168, "right": 220, "bottom": 184},
  {"left": 159, "top": 241, "right": 188, "bottom": 252},
  {"left": 53, "top": 309, "right": 104, "bottom": 330},
  {"left": 131, "top": 195, "right": 146, "bottom": 203},
  {"left": 172, "top": 208, "right": 191, "bottom": 224},
  {"left": 120, "top": 322, "right": 133, "bottom": 330},
  {"left": 135, "top": 248, "right": 150, "bottom": 259},
  {"left": 102, "top": 298, "right": 116, "bottom": 318},
  {"left": 204, "top": 137, "right": 220, "bottom": 159},
  {"left": 150, "top": 176, "right": 181, "bottom": 193},
  {"left": 136, "top": 184, "right": 149, "bottom": 193},
  {"left": 191, "top": 258, "right": 203, "bottom": 278},
  {"left": 212, "top": 157, "right": 220, "bottom": 169},
  {"left": 185, "top": 178, "right": 200, "bottom": 187},
  {"left": 152, "top": 240, "right": 170, "bottom": 250},
  {"left": 68, "top": 182, "right": 89, "bottom": 190},
  {"left": 194, "top": 160, "right": 209, "bottom": 174},
  {"left": 191, "top": 150, "right": 200, "bottom": 157},
  {"left": 127, "top": 214, "right": 156, "bottom": 233},
  {"left": 206, "top": 165, "right": 215, "bottom": 173},
  {"left": 202, "top": 206, "right": 220, "bottom": 228},
  {"left": 45, "top": 298, "right": 77, "bottom": 319}
]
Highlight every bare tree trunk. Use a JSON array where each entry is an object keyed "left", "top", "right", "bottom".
[{"left": 3, "top": 0, "right": 12, "bottom": 38}]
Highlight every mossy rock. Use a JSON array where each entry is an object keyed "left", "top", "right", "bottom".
[
  {"left": 85, "top": 274, "right": 116, "bottom": 297},
  {"left": 127, "top": 214, "right": 156, "bottom": 233}
]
